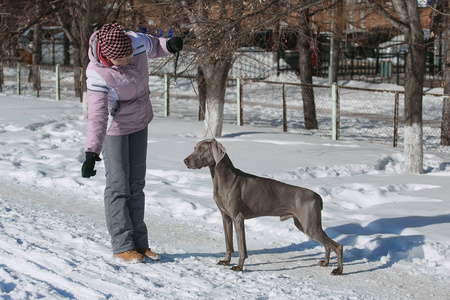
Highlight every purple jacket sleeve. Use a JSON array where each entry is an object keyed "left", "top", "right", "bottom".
[
  {"left": 141, "top": 34, "right": 172, "bottom": 59},
  {"left": 84, "top": 87, "right": 108, "bottom": 155}
]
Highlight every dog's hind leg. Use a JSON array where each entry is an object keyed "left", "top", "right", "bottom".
[
  {"left": 294, "top": 217, "right": 331, "bottom": 267},
  {"left": 309, "top": 229, "right": 343, "bottom": 275},
  {"left": 295, "top": 214, "right": 343, "bottom": 275},
  {"left": 294, "top": 217, "right": 332, "bottom": 266}
]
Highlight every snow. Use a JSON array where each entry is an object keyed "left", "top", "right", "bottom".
[{"left": 1, "top": 78, "right": 450, "bottom": 299}]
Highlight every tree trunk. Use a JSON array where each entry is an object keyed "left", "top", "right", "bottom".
[
  {"left": 441, "top": 2, "right": 450, "bottom": 145},
  {"left": 71, "top": 7, "right": 82, "bottom": 98},
  {"left": 298, "top": 9, "right": 318, "bottom": 130},
  {"left": 403, "top": 46, "right": 425, "bottom": 173},
  {"left": 403, "top": 8, "right": 426, "bottom": 174},
  {"left": 200, "top": 59, "right": 232, "bottom": 138},
  {"left": 73, "top": 54, "right": 82, "bottom": 97},
  {"left": 69, "top": 0, "right": 93, "bottom": 97},
  {"left": 197, "top": 66, "right": 206, "bottom": 121},
  {"left": 63, "top": 33, "right": 71, "bottom": 66},
  {"left": 30, "top": 1, "right": 42, "bottom": 91},
  {"left": 330, "top": 38, "right": 340, "bottom": 83},
  {"left": 78, "top": 0, "right": 92, "bottom": 94},
  {"left": 400, "top": 1, "right": 425, "bottom": 174},
  {"left": 442, "top": 98, "right": 450, "bottom": 146},
  {"left": 273, "top": 21, "right": 281, "bottom": 74},
  {"left": 366, "top": 0, "right": 425, "bottom": 173}
]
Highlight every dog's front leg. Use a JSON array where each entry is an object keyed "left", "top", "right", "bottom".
[
  {"left": 231, "top": 212, "right": 247, "bottom": 271},
  {"left": 217, "top": 212, "right": 234, "bottom": 266}
]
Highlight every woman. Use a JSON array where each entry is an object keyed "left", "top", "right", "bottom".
[{"left": 81, "top": 23, "right": 182, "bottom": 263}]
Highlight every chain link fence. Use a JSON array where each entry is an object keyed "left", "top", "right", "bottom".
[
  {"left": 1, "top": 63, "right": 447, "bottom": 153},
  {"left": 155, "top": 75, "right": 448, "bottom": 153},
  {"left": 0, "top": 62, "right": 81, "bottom": 101}
]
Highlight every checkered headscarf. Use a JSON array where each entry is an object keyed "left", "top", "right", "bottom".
[{"left": 98, "top": 23, "right": 132, "bottom": 59}]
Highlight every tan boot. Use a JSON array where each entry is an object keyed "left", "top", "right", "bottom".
[
  {"left": 137, "top": 247, "right": 161, "bottom": 261},
  {"left": 114, "top": 250, "right": 144, "bottom": 263}
]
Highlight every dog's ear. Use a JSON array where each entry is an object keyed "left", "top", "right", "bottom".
[{"left": 211, "top": 139, "right": 226, "bottom": 165}]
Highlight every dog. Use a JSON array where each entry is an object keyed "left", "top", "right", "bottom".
[{"left": 183, "top": 139, "right": 343, "bottom": 275}]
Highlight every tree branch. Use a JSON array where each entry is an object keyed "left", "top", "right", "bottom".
[{"left": 365, "top": 0, "right": 410, "bottom": 35}]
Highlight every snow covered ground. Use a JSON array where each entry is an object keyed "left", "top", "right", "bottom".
[{"left": 1, "top": 86, "right": 450, "bottom": 299}]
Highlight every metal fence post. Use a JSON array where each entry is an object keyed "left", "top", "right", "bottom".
[
  {"left": 441, "top": 96, "right": 450, "bottom": 146},
  {"left": 282, "top": 82, "right": 287, "bottom": 132},
  {"left": 36, "top": 65, "right": 41, "bottom": 98},
  {"left": 55, "top": 64, "right": 60, "bottom": 100},
  {"left": 164, "top": 73, "right": 170, "bottom": 117},
  {"left": 17, "top": 63, "right": 21, "bottom": 95},
  {"left": 396, "top": 52, "right": 400, "bottom": 85},
  {"left": 236, "top": 78, "right": 243, "bottom": 126},
  {"left": 393, "top": 92, "right": 399, "bottom": 147},
  {"left": 331, "top": 83, "right": 340, "bottom": 140},
  {"left": 236, "top": 78, "right": 240, "bottom": 125},
  {"left": 350, "top": 58, "right": 354, "bottom": 80},
  {"left": 79, "top": 67, "right": 84, "bottom": 103},
  {"left": 0, "top": 64, "right": 3, "bottom": 93}
]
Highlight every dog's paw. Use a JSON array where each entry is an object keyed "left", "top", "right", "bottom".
[
  {"left": 331, "top": 267, "right": 343, "bottom": 275},
  {"left": 230, "top": 265, "right": 243, "bottom": 272},
  {"left": 217, "top": 260, "right": 230, "bottom": 266},
  {"left": 318, "top": 259, "right": 329, "bottom": 267}
]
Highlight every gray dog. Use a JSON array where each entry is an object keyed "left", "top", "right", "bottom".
[{"left": 184, "top": 139, "right": 343, "bottom": 275}]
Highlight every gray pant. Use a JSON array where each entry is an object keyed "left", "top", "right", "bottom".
[{"left": 102, "top": 127, "right": 148, "bottom": 254}]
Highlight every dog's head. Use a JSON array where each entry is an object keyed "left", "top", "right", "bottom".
[{"left": 184, "top": 139, "right": 226, "bottom": 169}]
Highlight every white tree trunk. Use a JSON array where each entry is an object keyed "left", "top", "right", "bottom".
[
  {"left": 200, "top": 60, "right": 231, "bottom": 138},
  {"left": 204, "top": 97, "right": 224, "bottom": 138},
  {"left": 404, "top": 123, "right": 424, "bottom": 174}
]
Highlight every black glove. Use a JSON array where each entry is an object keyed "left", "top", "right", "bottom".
[
  {"left": 82, "top": 152, "right": 102, "bottom": 178},
  {"left": 167, "top": 37, "right": 183, "bottom": 54}
]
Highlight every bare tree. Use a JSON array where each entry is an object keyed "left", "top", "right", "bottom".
[
  {"left": 298, "top": 8, "right": 318, "bottom": 129},
  {"left": 442, "top": 1, "right": 450, "bottom": 146},
  {"left": 30, "top": 1, "right": 43, "bottom": 91},
  {"left": 50, "top": 0, "right": 128, "bottom": 95},
  {"left": 366, "top": 0, "right": 426, "bottom": 173},
  {"left": 1, "top": 1, "right": 53, "bottom": 89},
  {"left": 174, "top": 0, "right": 321, "bottom": 137},
  {"left": 180, "top": 0, "right": 239, "bottom": 137},
  {"left": 429, "top": 0, "right": 450, "bottom": 146},
  {"left": 0, "top": 2, "right": 25, "bottom": 62},
  {"left": 197, "top": 66, "right": 207, "bottom": 121}
]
